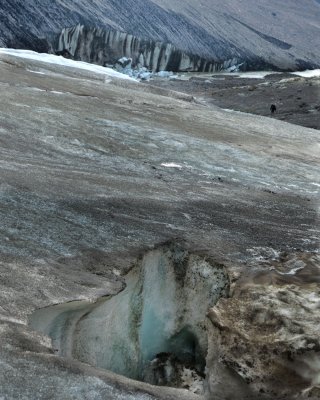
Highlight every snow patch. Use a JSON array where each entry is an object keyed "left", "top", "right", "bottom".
[
  {"left": 29, "top": 88, "right": 46, "bottom": 92},
  {"left": 27, "top": 69, "right": 46, "bottom": 75},
  {"left": 291, "top": 69, "right": 320, "bottom": 78},
  {"left": 161, "top": 163, "right": 183, "bottom": 169},
  {"left": 0, "top": 48, "right": 135, "bottom": 81},
  {"left": 236, "top": 71, "right": 276, "bottom": 79},
  {"left": 276, "top": 266, "right": 305, "bottom": 276},
  {"left": 212, "top": 71, "right": 279, "bottom": 79}
]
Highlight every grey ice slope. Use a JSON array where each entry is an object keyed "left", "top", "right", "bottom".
[
  {"left": 1, "top": 0, "right": 320, "bottom": 69},
  {"left": 0, "top": 49, "right": 319, "bottom": 400}
]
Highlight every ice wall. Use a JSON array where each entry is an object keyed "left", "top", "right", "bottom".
[{"left": 55, "top": 25, "right": 239, "bottom": 72}]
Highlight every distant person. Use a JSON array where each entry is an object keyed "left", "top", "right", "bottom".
[{"left": 270, "top": 104, "right": 277, "bottom": 114}]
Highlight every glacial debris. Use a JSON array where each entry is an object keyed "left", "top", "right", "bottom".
[{"left": 207, "top": 252, "right": 320, "bottom": 399}]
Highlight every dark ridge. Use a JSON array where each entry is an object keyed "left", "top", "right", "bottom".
[
  {"left": 229, "top": 16, "right": 293, "bottom": 50},
  {"left": 5, "top": 30, "right": 51, "bottom": 53},
  {"left": 295, "top": 58, "right": 319, "bottom": 70}
]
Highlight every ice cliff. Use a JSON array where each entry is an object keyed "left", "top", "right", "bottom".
[{"left": 55, "top": 25, "right": 236, "bottom": 72}]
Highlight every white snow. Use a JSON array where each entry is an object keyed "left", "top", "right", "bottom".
[
  {"left": 161, "top": 162, "right": 183, "bottom": 169},
  {"left": 211, "top": 71, "right": 279, "bottom": 79},
  {"left": 214, "top": 69, "right": 320, "bottom": 79},
  {"left": 291, "top": 69, "right": 320, "bottom": 78},
  {"left": 0, "top": 48, "right": 135, "bottom": 81},
  {"left": 28, "top": 88, "right": 46, "bottom": 92},
  {"left": 236, "top": 71, "right": 278, "bottom": 79},
  {"left": 27, "top": 69, "right": 46, "bottom": 75},
  {"left": 276, "top": 266, "right": 305, "bottom": 275}
]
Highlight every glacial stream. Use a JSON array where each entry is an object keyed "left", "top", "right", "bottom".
[{"left": 29, "top": 244, "right": 229, "bottom": 393}]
